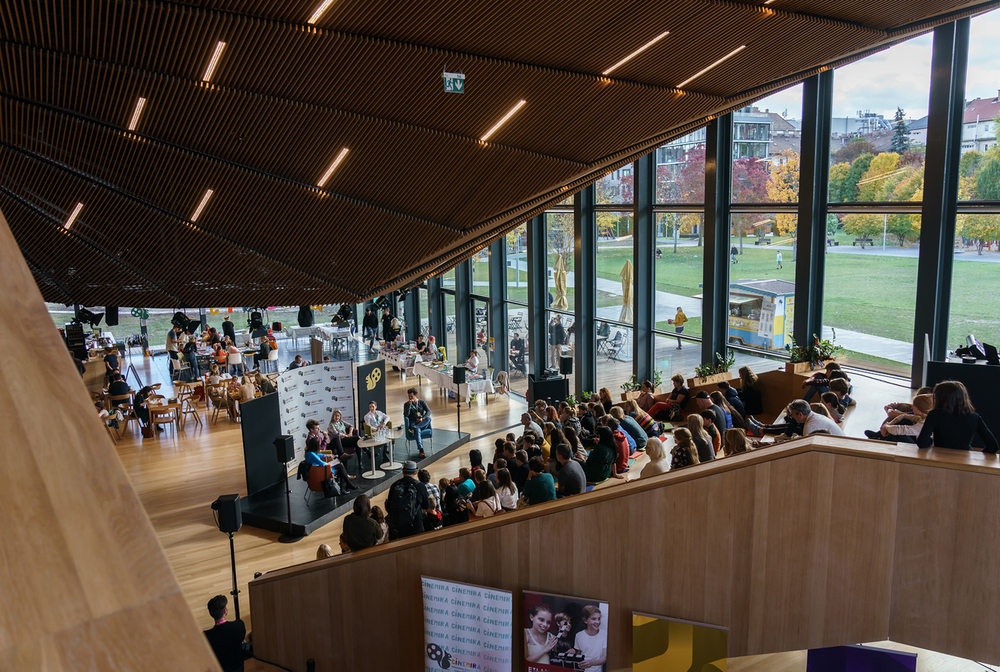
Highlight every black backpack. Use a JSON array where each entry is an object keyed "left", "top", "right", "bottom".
[{"left": 389, "top": 478, "right": 421, "bottom": 530}]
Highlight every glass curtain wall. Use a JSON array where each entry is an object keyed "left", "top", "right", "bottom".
[
  {"left": 419, "top": 287, "right": 429, "bottom": 337},
  {"left": 505, "top": 222, "right": 529, "bottom": 395},
  {"left": 545, "top": 212, "right": 576, "bottom": 393},
  {"left": 595, "top": 210, "right": 634, "bottom": 393},
  {"left": 444, "top": 292, "right": 456, "bottom": 364}
]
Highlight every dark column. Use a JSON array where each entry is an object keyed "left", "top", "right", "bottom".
[
  {"left": 488, "top": 238, "right": 508, "bottom": 376},
  {"left": 427, "top": 276, "right": 445, "bottom": 351},
  {"left": 702, "top": 115, "right": 732, "bottom": 365},
  {"left": 574, "top": 186, "right": 597, "bottom": 397},
  {"left": 403, "top": 289, "right": 420, "bottom": 342},
  {"left": 633, "top": 152, "right": 655, "bottom": 382},
  {"left": 455, "top": 259, "right": 474, "bottom": 363},
  {"left": 527, "top": 214, "right": 548, "bottom": 378},
  {"left": 794, "top": 70, "right": 834, "bottom": 347},
  {"left": 912, "top": 19, "right": 970, "bottom": 387}
]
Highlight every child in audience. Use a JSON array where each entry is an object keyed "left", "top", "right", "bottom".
[
  {"left": 496, "top": 468, "right": 519, "bottom": 510},
  {"left": 884, "top": 387, "right": 932, "bottom": 420},
  {"left": 821, "top": 392, "right": 845, "bottom": 423},
  {"left": 489, "top": 459, "right": 506, "bottom": 488},
  {"left": 829, "top": 378, "right": 853, "bottom": 407},
  {"left": 811, "top": 403, "right": 835, "bottom": 420},
  {"left": 316, "top": 544, "right": 334, "bottom": 559},
  {"left": 371, "top": 506, "right": 388, "bottom": 545},
  {"left": 424, "top": 496, "right": 443, "bottom": 531},
  {"left": 699, "top": 410, "right": 721, "bottom": 455},
  {"left": 722, "top": 428, "right": 752, "bottom": 456},
  {"left": 453, "top": 468, "right": 475, "bottom": 497},
  {"left": 867, "top": 394, "right": 933, "bottom": 444},
  {"left": 338, "top": 534, "right": 351, "bottom": 554},
  {"left": 670, "top": 428, "right": 700, "bottom": 470}
]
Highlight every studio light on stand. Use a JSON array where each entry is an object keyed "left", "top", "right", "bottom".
[
  {"left": 211, "top": 494, "right": 243, "bottom": 621},
  {"left": 74, "top": 307, "right": 105, "bottom": 330},
  {"left": 275, "top": 435, "right": 303, "bottom": 544}
]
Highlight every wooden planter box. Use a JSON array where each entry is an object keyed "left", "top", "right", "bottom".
[
  {"left": 621, "top": 388, "right": 661, "bottom": 401},
  {"left": 687, "top": 372, "right": 735, "bottom": 388},
  {"left": 785, "top": 359, "right": 835, "bottom": 374}
]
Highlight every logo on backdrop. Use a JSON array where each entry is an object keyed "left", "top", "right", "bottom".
[{"left": 366, "top": 366, "right": 382, "bottom": 391}]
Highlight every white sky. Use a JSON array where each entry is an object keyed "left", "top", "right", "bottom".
[{"left": 748, "top": 9, "right": 999, "bottom": 122}]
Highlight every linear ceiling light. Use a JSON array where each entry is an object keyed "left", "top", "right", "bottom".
[
  {"left": 127, "top": 97, "right": 147, "bottom": 131},
  {"left": 202, "top": 41, "right": 227, "bottom": 81},
  {"left": 480, "top": 100, "right": 527, "bottom": 142},
  {"left": 191, "top": 189, "right": 214, "bottom": 222},
  {"left": 317, "top": 148, "right": 350, "bottom": 188},
  {"left": 64, "top": 202, "right": 84, "bottom": 230},
  {"left": 676, "top": 44, "right": 746, "bottom": 89},
  {"left": 602, "top": 31, "right": 670, "bottom": 75},
  {"left": 307, "top": 0, "right": 337, "bottom": 24}
]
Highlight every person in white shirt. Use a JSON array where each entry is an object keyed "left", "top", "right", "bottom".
[
  {"left": 466, "top": 349, "right": 479, "bottom": 373},
  {"left": 364, "top": 401, "right": 389, "bottom": 433},
  {"left": 788, "top": 399, "right": 845, "bottom": 437}
]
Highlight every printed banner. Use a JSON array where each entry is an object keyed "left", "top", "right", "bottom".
[
  {"left": 276, "top": 361, "right": 355, "bottom": 462},
  {"left": 422, "top": 576, "right": 513, "bottom": 672},
  {"left": 632, "top": 612, "right": 727, "bottom": 672},
  {"left": 523, "top": 591, "right": 609, "bottom": 672},
  {"left": 355, "top": 360, "right": 387, "bottom": 430}
]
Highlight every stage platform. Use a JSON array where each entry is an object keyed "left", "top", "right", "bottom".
[{"left": 240, "top": 428, "right": 469, "bottom": 536}]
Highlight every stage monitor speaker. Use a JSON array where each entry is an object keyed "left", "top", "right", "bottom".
[
  {"left": 453, "top": 365, "right": 467, "bottom": 384},
  {"left": 560, "top": 355, "right": 573, "bottom": 375},
  {"left": 104, "top": 306, "right": 119, "bottom": 326},
  {"left": 274, "top": 435, "right": 294, "bottom": 463},
  {"left": 212, "top": 494, "right": 242, "bottom": 533}
]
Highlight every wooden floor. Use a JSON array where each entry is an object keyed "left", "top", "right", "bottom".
[{"left": 110, "top": 343, "right": 931, "bottom": 671}]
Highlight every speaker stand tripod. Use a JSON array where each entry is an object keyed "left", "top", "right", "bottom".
[
  {"left": 228, "top": 531, "right": 241, "bottom": 620},
  {"left": 278, "top": 468, "right": 303, "bottom": 544}
]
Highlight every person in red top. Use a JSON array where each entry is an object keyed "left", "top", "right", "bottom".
[{"left": 606, "top": 418, "right": 630, "bottom": 474}]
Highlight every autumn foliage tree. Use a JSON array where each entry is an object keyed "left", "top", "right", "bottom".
[{"left": 767, "top": 150, "right": 800, "bottom": 236}]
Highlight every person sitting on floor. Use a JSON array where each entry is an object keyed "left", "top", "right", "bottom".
[
  {"left": 723, "top": 428, "right": 753, "bottom": 456},
  {"left": 864, "top": 394, "right": 932, "bottom": 444},
  {"left": 626, "top": 399, "right": 661, "bottom": 437},
  {"left": 787, "top": 399, "right": 845, "bottom": 437},
  {"left": 738, "top": 366, "right": 764, "bottom": 416},
  {"left": 609, "top": 406, "right": 647, "bottom": 451},
  {"left": 670, "top": 428, "right": 700, "bottom": 471},
  {"left": 639, "top": 438, "right": 669, "bottom": 478},
  {"left": 203, "top": 595, "right": 247, "bottom": 672},
  {"left": 522, "top": 457, "right": 557, "bottom": 506},
  {"left": 686, "top": 414, "right": 716, "bottom": 463},
  {"left": 584, "top": 426, "right": 625, "bottom": 484},
  {"left": 342, "top": 494, "right": 383, "bottom": 551},
  {"left": 554, "top": 443, "right": 587, "bottom": 497},
  {"left": 821, "top": 391, "right": 845, "bottom": 423},
  {"left": 916, "top": 381, "right": 998, "bottom": 452},
  {"left": 717, "top": 380, "right": 745, "bottom": 418}
]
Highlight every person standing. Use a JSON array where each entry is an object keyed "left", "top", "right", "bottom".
[
  {"left": 203, "top": 595, "right": 247, "bottom": 672},
  {"left": 386, "top": 461, "right": 429, "bottom": 540},
  {"left": 165, "top": 325, "right": 182, "bottom": 375},
  {"left": 404, "top": 388, "right": 432, "bottom": 458},
  {"left": 672, "top": 307, "right": 687, "bottom": 350},
  {"left": 731, "top": 245, "right": 739, "bottom": 264},
  {"left": 776, "top": 250, "right": 783, "bottom": 269},
  {"left": 221, "top": 315, "right": 236, "bottom": 342},
  {"left": 548, "top": 315, "right": 565, "bottom": 368},
  {"left": 381, "top": 307, "right": 394, "bottom": 343},
  {"left": 362, "top": 307, "right": 379, "bottom": 353}
]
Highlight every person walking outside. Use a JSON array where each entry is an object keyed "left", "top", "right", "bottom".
[
  {"left": 731, "top": 245, "right": 739, "bottom": 264},
  {"left": 776, "top": 250, "right": 783, "bottom": 269},
  {"left": 672, "top": 306, "right": 687, "bottom": 350}
]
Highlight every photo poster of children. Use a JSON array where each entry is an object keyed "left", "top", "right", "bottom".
[
  {"left": 631, "top": 612, "right": 727, "bottom": 672},
  {"left": 421, "top": 576, "right": 513, "bottom": 672},
  {"left": 523, "top": 591, "right": 609, "bottom": 672}
]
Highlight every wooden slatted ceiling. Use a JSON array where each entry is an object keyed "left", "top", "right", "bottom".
[{"left": 0, "top": 0, "right": 995, "bottom": 307}]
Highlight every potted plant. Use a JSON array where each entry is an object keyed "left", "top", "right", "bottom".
[
  {"left": 620, "top": 375, "right": 641, "bottom": 401},
  {"left": 785, "top": 333, "right": 842, "bottom": 373},
  {"left": 688, "top": 351, "right": 736, "bottom": 387},
  {"left": 565, "top": 393, "right": 577, "bottom": 406}
]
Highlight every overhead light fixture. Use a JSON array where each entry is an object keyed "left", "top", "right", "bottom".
[
  {"left": 202, "top": 41, "right": 227, "bottom": 82},
  {"left": 191, "top": 189, "right": 214, "bottom": 222},
  {"left": 307, "top": 0, "right": 337, "bottom": 24},
  {"left": 480, "top": 100, "right": 526, "bottom": 142},
  {"left": 602, "top": 31, "right": 670, "bottom": 75},
  {"left": 764, "top": 0, "right": 776, "bottom": 4},
  {"left": 127, "top": 97, "right": 147, "bottom": 131},
  {"left": 677, "top": 44, "right": 746, "bottom": 89},
  {"left": 64, "top": 202, "right": 84, "bottom": 230},
  {"left": 317, "top": 148, "right": 349, "bottom": 187}
]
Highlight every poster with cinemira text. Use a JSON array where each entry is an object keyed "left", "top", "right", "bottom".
[{"left": 422, "top": 577, "right": 513, "bottom": 672}]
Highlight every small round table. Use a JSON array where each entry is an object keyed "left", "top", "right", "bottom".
[
  {"left": 358, "top": 427, "right": 404, "bottom": 479},
  {"left": 379, "top": 426, "right": 406, "bottom": 471}
]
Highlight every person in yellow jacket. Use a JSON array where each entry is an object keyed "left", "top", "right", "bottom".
[{"left": 672, "top": 307, "right": 688, "bottom": 349}]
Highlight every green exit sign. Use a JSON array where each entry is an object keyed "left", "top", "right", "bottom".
[{"left": 443, "top": 71, "right": 465, "bottom": 93}]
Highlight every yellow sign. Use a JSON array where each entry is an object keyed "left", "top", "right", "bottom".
[{"left": 365, "top": 366, "right": 382, "bottom": 391}]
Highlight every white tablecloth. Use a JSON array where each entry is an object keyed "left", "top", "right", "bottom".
[
  {"left": 413, "top": 362, "right": 495, "bottom": 400},
  {"left": 381, "top": 349, "right": 418, "bottom": 373},
  {"left": 284, "top": 326, "right": 323, "bottom": 342},
  {"left": 234, "top": 332, "right": 252, "bottom": 346}
]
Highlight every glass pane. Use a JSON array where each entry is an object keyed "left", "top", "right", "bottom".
[
  {"left": 546, "top": 310, "right": 575, "bottom": 393},
  {"left": 828, "top": 36, "right": 932, "bottom": 204},
  {"left": 656, "top": 129, "right": 706, "bottom": 204},
  {"left": 442, "top": 267, "right": 456, "bottom": 290},
  {"left": 959, "top": 10, "right": 1000, "bottom": 193},
  {"left": 596, "top": 211, "right": 634, "bottom": 325},
  {"left": 731, "top": 85, "right": 803, "bottom": 206},
  {"left": 473, "top": 299, "right": 491, "bottom": 369},
  {"left": 444, "top": 293, "right": 456, "bottom": 363},
  {"left": 419, "top": 287, "right": 429, "bottom": 337},
  {"left": 506, "top": 306, "right": 528, "bottom": 397},
  {"left": 471, "top": 248, "right": 489, "bottom": 297},
  {"left": 596, "top": 325, "right": 632, "bottom": 396},
  {"left": 654, "top": 213, "right": 704, "bottom": 339},
  {"left": 949, "top": 215, "right": 1000, "bottom": 349},
  {"left": 596, "top": 163, "right": 634, "bottom": 205},
  {"left": 546, "top": 211, "right": 575, "bottom": 312},
  {"left": 505, "top": 222, "right": 528, "bottom": 304}
]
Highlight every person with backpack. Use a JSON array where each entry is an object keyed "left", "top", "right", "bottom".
[{"left": 386, "top": 461, "right": 429, "bottom": 540}]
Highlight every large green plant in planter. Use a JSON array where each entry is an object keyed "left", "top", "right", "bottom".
[
  {"left": 786, "top": 332, "right": 843, "bottom": 365},
  {"left": 694, "top": 351, "right": 736, "bottom": 381}
]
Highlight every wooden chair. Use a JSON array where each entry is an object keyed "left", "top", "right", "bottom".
[
  {"left": 115, "top": 401, "right": 139, "bottom": 437},
  {"left": 205, "top": 383, "right": 227, "bottom": 424},
  {"left": 148, "top": 403, "right": 181, "bottom": 436},
  {"left": 179, "top": 393, "right": 203, "bottom": 428}
]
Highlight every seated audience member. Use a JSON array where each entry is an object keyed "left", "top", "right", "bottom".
[
  {"left": 626, "top": 399, "right": 660, "bottom": 437},
  {"left": 866, "top": 394, "right": 932, "bottom": 443},
  {"left": 564, "top": 426, "right": 588, "bottom": 462},
  {"left": 821, "top": 392, "right": 845, "bottom": 423},
  {"left": 810, "top": 402, "right": 835, "bottom": 420},
  {"left": 610, "top": 406, "right": 647, "bottom": 451},
  {"left": 530, "top": 399, "right": 549, "bottom": 425},
  {"left": 520, "top": 412, "right": 544, "bottom": 441},
  {"left": 710, "top": 390, "right": 746, "bottom": 430},
  {"left": 544, "top": 405, "right": 562, "bottom": 430},
  {"left": 523, "top": 457, "right": 557, "bottom": 505},
  {"left": 802, "top": 362, "right": 841, "bottom": 401},
  {"left": 305, "top": 436, "right": 357, "bottom": 491},
  {"left": 559, "top": 404, "right": 583, "bottom": 436},
  {"left": 339, "top": 534, "right": 351, "bottom": 554},
  {"left": 723, "top": 428, "right": 752, "bottom": 456},
  {"left": 598, "top": 388, "right": 615, "bottom": 414},
  {"left": 717, "top": 380, "right": 745, "bottom": 418},
  {"left": 686, "top": 414, "right": 715, "bottom": 463},
  {"left": 584, "top": 427, "right": 625, "bottom": 484},
  {"left": 670, "top": 428, "right": 700, "bottom": 470},
  {"left": 419, "top": 469, "right": 440, "bottom": 504},
  {"left": 917, "top": 381, "right": 998, "bottom": 452},
  {"left": 555, "top": 444, "right": 586, "bottom": 497},
  {"left": 647, "top": 374, "right": 689, "bottom": 422},
  {"left": 787, "top": 399, "right": 845, "bottom": 436},
  {"left": 700, "top": 410, "right": 722, "bottom": 454},
  {"left": 204, "top": 595, "right": 247, "bottom": 672},
  {"left": 316, "top": 544, "right": 334, "bottom": 559},
  {"left": 469, "top": 469, "right": 487, "bottom": 500},
  {"left": 371, "top": 506, "right": 389, "bottom": 544},
  {"left": 883, "top": 387, "right": 933, "bottom": 420},
  {"left": 496, "top": 468, "right": 519, "bottom": 510},
  {"left": 342, "top": 494, "right": 383, "bottom": 551},
  {"left": 579, "top": 404, "right": 596, "bottom": 436},
  {"left": 829, "top": 378, "right": 854, "bottom": 407},
  {"left": 522, "top": 432, "right": 542, "bottom": 460},
  {"left": 513, "top": 450, "right": 530, "bottom": 491},
  {"left": 424, "top": 496, "right": 444, "bottom": 530},
  {"left": 639, "top": 438, "right": 669, "bottom": 478},
  {"left": 746, "top": 405, "right": 803, "bottom": 439},
  {"left": 606, "top": 418, "right": 632, "bottom": 471},
  {"left": 738, "top": 366, "right": 764, "bottom": 415},
  {"left": 469, "top": 449, "right": 485, "bottom": 473},
  {"left": 454, "top": 468, "right": 476, "bottom": 497},
  {"left": 464, "top": 481, "right": 502, "bottom": 518},
  {"left": 107, "top": 373, "right": 131, "bottom": 405},
  {"left": 255, "top": 371, "right": 276, "bottom": 395},
  {"left": 694, "top": 391, "right": 728, "bottom": 439},
  {"left": 488, "top": 459, "right": 506, "bottom": 488},
  {"left": 636, "top": 379, "right": 657, "bottom": 413}
]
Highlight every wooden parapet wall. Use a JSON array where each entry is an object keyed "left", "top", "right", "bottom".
[{"left": 249, "top": 437, "right": 1000, "bottom": 671}]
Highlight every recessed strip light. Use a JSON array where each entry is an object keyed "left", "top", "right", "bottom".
[
  {"left": 317, "top": 148, "right": 349, "bottom": 187},
  {"left": 127, "top": 97, "right": 147, "bottom": 131},
  {"left": 191, "top": 189, "right": 214, "bottom": 222},
  {"left": 480, "top": 100, "right": 526, "bottom": 142},
  {"left": 202, "top": 41, "right": 227, "bottom": 82},
  {"left": 307, "top": 0, "right": 337, "bottom": 24},
  {"left": 764, "top": 0, "right": 776, "bottom": 4},
  {"left": 602, "top": 31, "right": 670, "bottom": 75},
  {"left": 64, "top": 202, "right": 84, "bottom": 230},
  {"left": 676, "top": 44, "right": 747, "bottom": 89}
]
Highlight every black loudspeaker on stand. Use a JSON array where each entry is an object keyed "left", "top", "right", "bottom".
[
  {"left": 560, "top": 355, "right": 573, "bottom": 375},
  {"left": 274, "top": 435, "right": 302, "bottom": 543},
  {"left": 452, "top": 366, "right": 467, "bottom": 432},
  {"left": 211, "top": 494, "right": 243, "bottom": 621}
]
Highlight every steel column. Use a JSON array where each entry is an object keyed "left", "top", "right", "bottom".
[
  {"left": 455, "top": 259, "right": 474, "bottom": 364},
  {"left": 702, "top": 115, "right": 732, "bottom": 365},
  {"left": 633, "top": 152, "right": 655, "bottom": 382},
  {"left": 574, "top": 186, "right": 597, "bottom": 397},
  {"left": 403, "top": 289, "right": 420, "bottom": 342},
  {"left": 527, "top": 214, "right": 548, "bottom": 378},
  {"left": 427, "top": 276, "right": 445, "bottom": 351}
]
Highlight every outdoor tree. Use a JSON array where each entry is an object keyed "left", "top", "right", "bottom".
[
  {"left": 766, "top": 150, "right": 800, "bottom": 236},
  {"left": 832, "top": 138, "right": 877, "bottom": 165},
  {"left": 890, "top": 107, "right": 911, "bottom": 154},
  {"left": 730, "top": 156, "right": 771, "bottom": 250},
  {"left": 960, "top": 150, "right": 984, "bottom": 179},
  {"left": 975, "top": 149, "right": 1000, "bottom": 201},
  {"left": 884, "top": 170, "right": 923, "bottom": 245},
  {"left": 546, "top": 213, "right": 575, "bottom": 269},
  {"left": 857, "top": 152, "right": 901, "bottom": 202},
  {"left": 828, "top": 162, "right": 852, "bottom": 203},
  {"left": 842, "top": 153, "right": 874, "bottom": 202},
  {"left": 961, "top": 214, "right": 1000, "bottom": 254},
  {"left": 842, "top": 213, "right": 884, "bottom": 243}
]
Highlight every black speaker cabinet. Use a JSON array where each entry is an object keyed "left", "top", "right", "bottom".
[
  {"left": 560, "top": 355, "right": 573, "bottom": 375},
  {"left": 213, "top": 494, "right": 242, "bottom": 533},
  {"left": 453, "top": 365, "right": 467, "bottom": 384},
  {"left": 104, "top": 306, "right": 119, "bottom": 326},
  {"left": 274, "top": 435, "right": 294, "bottom": 463},
  {"left": 297, "top": 305, "right": 314, "bottom": 327}
]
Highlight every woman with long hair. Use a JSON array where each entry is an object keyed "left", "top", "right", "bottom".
[
  {"left": 584, "top": 426, "right": 624, "bottom": 483},
  {"left": 464, "top": 480, "right": 502, "bottom": 518},
  {"left": 686, "top": 415, "right": 715, "bottom": 463},
  {"left": 917, "top": 380, "right": 998, "bottom": 451},
  {"left": 598, "top": 388, "right": 614, "bottom": 414},
  {"left": 544, "top": 405, "right": 562, "bottom": 430},
  {"left": 442, "top": 484, "right": 469, "bottom": 526},
  {"left": 626, "top": 399, "right": 660, "bottom": 437},
  {"left": 341, "top": 494, "right": 382, "bottom": 551},
  {"left": 738, "top": 366, "right": 764, "bottom": 416},
  {"left": 670, "top": 428, "right": 700, "bottom": 470},
  {"left": 711, "top": 390, "right": 746, "bottom": 430},
  {"left": 496, "top": 467, "right": 519, "bottom": 510},
  {"left": 563, "top": 426, "right": 587, "bottom": 462},
  {"left": 723, "top": 428, "right": 752, "bottom": 456}
]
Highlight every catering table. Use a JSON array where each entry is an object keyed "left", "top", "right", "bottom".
[
  {"left": 380, "top": 349, "right": 418, "bottom": 377},
  {"left": 412, "top": 361, "right": 495, "bottom": 405}
]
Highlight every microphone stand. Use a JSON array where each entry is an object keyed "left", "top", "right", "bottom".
[{"left": 228, "top": 531, "right": 241, "bottom": 620}]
